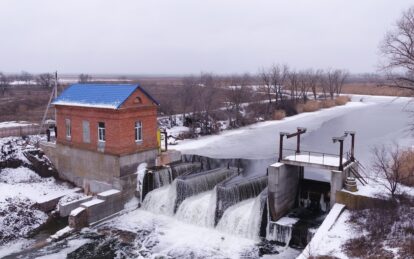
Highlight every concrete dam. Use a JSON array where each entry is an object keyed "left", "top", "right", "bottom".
[{"left": 139, "top": 128, "right": 362, "bottom": 248}]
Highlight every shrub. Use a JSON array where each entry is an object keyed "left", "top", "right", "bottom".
[
  {"left": 398, "top": 149, "right": 414, "bottom": 187},
  {"left": 272, "top": 110, "right": 286, "bottom": 120},
  {"left": 320, "top": 100, "right": 335, "bottom": 108},
  {"left": 334, "top": 96, "right": 350, "bottom": 106},
  {"left": 301, "top": 100, "right": 321, "bottom": 113}
]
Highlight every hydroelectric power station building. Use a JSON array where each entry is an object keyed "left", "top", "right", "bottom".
[{"left": 42, "top": 83, "right": 159, "bottom": 195}]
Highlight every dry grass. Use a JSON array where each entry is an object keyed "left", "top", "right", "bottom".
[
  {"left": 320, "top": 99, "right": 335, "bottom": 109},
  {"left": 272, "top": 110, "right": 286, "bottom": 120},
  {"left": 399, "top": 149, "right": 414, "bottom": 187},
  {"left": 341, "top": 83, "right": 413, "bottom": 97},
  {"left": 334, "top": 96, "right": 351, "bottom": 106},
  {"left": 343, "top": 196, "right": 414, "bottom": 259},
  {"left": 297, "top": 100, "right": 320, "bottom": 113}
]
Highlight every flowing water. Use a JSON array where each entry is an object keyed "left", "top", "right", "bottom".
[
  {"left": 175, "top": 188, "right": 217, "bottom": 227},
  {"left": 141, "top": 181, "right": 177, "bottom": 215},
  {"left": 216, "top": 195, "right": 263, "bottom": 240}
]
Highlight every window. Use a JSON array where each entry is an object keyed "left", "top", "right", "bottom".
[
  {"left": 135, "top": 121, "right": 142, "bottom": 142},
  {"left": 134, "top": 97, "right": 142, "bottom": 104},
  {"left": 82, "top": 120, "right": 90, "bottom": 143},
  {"left": 65, "top": 119, "right": 71, "bottom": 140},
  {"left": 98, "top": 122, "right": 105, "bottom": 142}
]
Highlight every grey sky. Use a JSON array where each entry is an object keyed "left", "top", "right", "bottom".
[{"left": 0, "top": 0, "right": 412, "bottom": 75}]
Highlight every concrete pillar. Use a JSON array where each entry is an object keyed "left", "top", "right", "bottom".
[
  {"left": 330, "top": 170, "right": 344, "bottom": 208},
  {"left": 268, "top": 163, "right": 300, "bottom": 221}
]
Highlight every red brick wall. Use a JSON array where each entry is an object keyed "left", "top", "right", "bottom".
[{"left": 55, "top": 88, "right": 158, "bottom": 156}]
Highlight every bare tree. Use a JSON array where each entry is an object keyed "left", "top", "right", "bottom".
[
  {"left": 36, "top": 73, "right": 55, "bottom": 88},
  {"left": 380, "top": 6, "right": 414, "bottom": 90},
  {"left": 333, "top": 69, "right": 349, "bottom": 95},
  {"left": 180, "top": 76, "right": 198, "bottom": 118},
  {"left": 225, "top": 74, "right": 253, "bottom": 127},
  {"left": 307, "top": 69, "right": 323, "bottom": 100},
  {"left": 0, "top": 72, "right": 11, "bottom": 96},
  {"left": 286, "top": 70, "right": 301, "bottom": 103},
  {"left": 258, "top": 64, "right": 289, "bottom": 117},
  {"left": 321, "top": 69, "right": 348, "bottom": 99},
  {"left": 270, "top": 64, "right": 289, "bottom": 104},
  {"left": 19, "top": 71, "right": 33, "bottom": 84},
  {"left": 259, "top": 67, "right": 273, "bottom": 114},
  {"left": 78, "top": 73, "right": 92, "bottom": 83},
  {"left": 372, "top": 145, "right": 414, "bottom": 196},
  {"left": 195, "top": 73, "right": 219, "bottom": 134}
]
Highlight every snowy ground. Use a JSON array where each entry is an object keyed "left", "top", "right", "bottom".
[
  {"left": 303, "top": 209, "right": 355, "bottom": 258},
  {"left": 0, "top": 135, "right": 84, "bottom": 257},
  {"left": 0, "top": 121, "right": 35, "bottom": 129}
]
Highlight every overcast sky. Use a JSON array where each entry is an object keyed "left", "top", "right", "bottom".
[{"left": 0, "top": 0, "right": 413, "bottom": 75}]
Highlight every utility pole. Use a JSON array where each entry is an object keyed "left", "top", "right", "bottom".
[
  {"left": 39, "top": 71, "right": 58, "bottom": 135},
  {"left": 54, "top": 71, "right": 58, "bottom": 121}
]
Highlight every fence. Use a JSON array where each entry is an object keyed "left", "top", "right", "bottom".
[
  {"left": 282, "top": 148, "right": 342, "bottom": 167},
  {"left": 0, "top": 124, "right": 44, "bottom": 138}
]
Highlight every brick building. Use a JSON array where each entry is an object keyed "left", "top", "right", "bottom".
[{"left": 43, "top": 84, "right": 160, "bottom": 194}]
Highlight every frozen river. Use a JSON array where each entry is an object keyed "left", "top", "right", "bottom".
[{"left": 175, "top": 95, "right": 414, "bottom": 180}]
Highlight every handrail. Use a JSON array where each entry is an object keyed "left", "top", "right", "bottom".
[
  {"left": 281, "top": 148, "right": 344, "bottom": 167},
  {"left": 282, "top": 148, "right": 340, "bottom": 158}
]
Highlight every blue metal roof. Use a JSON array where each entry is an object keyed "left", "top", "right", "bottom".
[{"left": 52, "top": 83, "right": 159, "bottom": 109}]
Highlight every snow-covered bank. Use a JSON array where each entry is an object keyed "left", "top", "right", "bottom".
[
  {"left": 0, "top": 135, "right": 83, "bottom": 256},
  {"left": 173, "top": 99, "right": 372, "bottom": 159},
  {"left": 0, "top": 121, "right": 35, "bottom": 129}
]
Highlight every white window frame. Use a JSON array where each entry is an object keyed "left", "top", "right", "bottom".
[
  {"left": 65, "top": 119, "right": 71, "bottom": 140},
  {"left": 135, "top": 121, "right": 142, "bottom": 142},
  {"left": 98, "top": 122, "right": 105, "bottom": 142}
]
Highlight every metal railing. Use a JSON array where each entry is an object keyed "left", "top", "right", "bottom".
[{"left": 281, "top": 148, "right": 341, "bottom": 167}]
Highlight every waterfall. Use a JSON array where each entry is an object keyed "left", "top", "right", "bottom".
[
  {"left": 171, "top": 162, "right": 202, "bottom": 179},
  {"left": 267, "top": 217, "right": 299, "bottom": 246},
  {"left": 175, "top": 168, "right": 236, "bottom": 212},
  {"left": 300, "top": 192, "right": 311, "bottom": 208},
  {"left": 174, "top": 188, "right": 217, "bottom": 227},
  {"left": 141, "top": 181, "right": 177, "bottom": 216},
  {"left": 216, "top": 176, "right": 267, "bottom": 224},
  {"left": 320, "top": 194, "right": 327, "bottom": 212},
  {"left": 153, "top": 167, "right": 173, "bottom": 188},
  {"left": 216, "top": 194, "right": 263, "bottom": 240}
]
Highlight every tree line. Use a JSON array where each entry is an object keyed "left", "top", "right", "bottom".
[{"left": 165, "top": 66, "right": 348, "bottom": 135}]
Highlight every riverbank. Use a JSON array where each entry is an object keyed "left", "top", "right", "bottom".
[{"left": 0, "top": 136, "right": 84, "bottom": 257}]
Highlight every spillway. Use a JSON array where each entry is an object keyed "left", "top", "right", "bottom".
[
  {"left": 141, "top": 162, "right": 202, "bottom": 200},
  {"left": 216, "top": 189, "right": 267, "bottom": 240},
  {"left": 174, "top": 188, "right": 217, "bottom": 227},
  {"left": 174, "top": 167, "right": 236, "bottom": 212},
  {"left": 141, "top": 162, "right": 269, "bottom": 242},
  {"left": 216, "top": 175, "right": 268, "bottom": 224},
  {"left": 141, "top": 181, "right": 177, "bottom": 215}
]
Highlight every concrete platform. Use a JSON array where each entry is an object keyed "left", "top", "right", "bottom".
[{"left": 282, "top": 153, "right": 346, "bottom": 171}]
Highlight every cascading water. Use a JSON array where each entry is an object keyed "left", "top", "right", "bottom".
[
  {"left": 171, "top": 162, "right": 202, "bottom": 179},
  {"left": 216, "top": 176, "right": 267, "bottom": 224},
  {"left": 153, "top": 167, "right": 173, "bottom": 188},
  {"left": 267, "top": 217, "right": 299, "bottom": 246},
  {"left": 319, "top": 194, "right": 327, "bottom": 212},
  {"left": 174, "top": 188, "right": 217, "bottom": 227},
  {"left": 141, "top": 164, "right": 268, "bottom": 242},
  {"left": 216, "top": 191, "right": 266, "bottom": 240},
  {"left": 174, "top": 168, "right": 236, "bottom": 212},
  {"left": 141, "top": 180, "right": 177, "bottom": 216}
]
